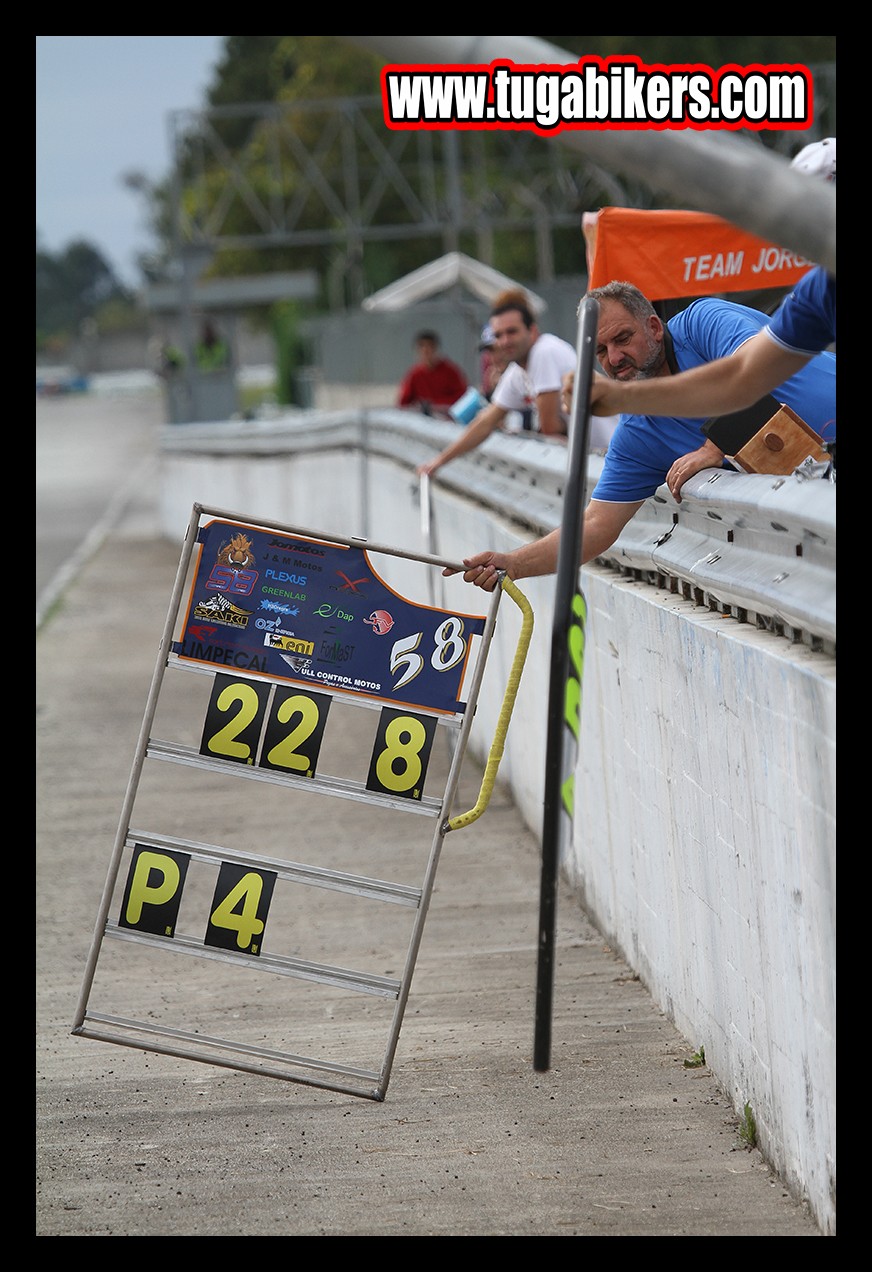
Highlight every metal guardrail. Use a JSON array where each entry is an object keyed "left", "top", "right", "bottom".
[
  {"left": 598, "top": 466, "right": 836, "bottom": 651},
  {"left": 160, "top": 408, "right": 835, "bottom": 654}
]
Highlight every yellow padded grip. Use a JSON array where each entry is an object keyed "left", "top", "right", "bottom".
[{"left": 445, "top": 576, "right": 534, "bottom": 832}]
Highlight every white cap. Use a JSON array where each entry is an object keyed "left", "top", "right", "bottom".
[{"left": 791, "top": 137, "right": 836, "bottom": 182}]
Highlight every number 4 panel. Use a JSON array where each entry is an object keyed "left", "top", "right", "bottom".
[{"left": 118, "top": 844, "right": 277, "bottom": 957}]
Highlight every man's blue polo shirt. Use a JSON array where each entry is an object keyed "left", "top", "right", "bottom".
[
  {"left": 592, "top": 296, "right": 837, "bottom": 504},
  {"left": 765, "top": 266, "right": 836, "bottom": 356}
]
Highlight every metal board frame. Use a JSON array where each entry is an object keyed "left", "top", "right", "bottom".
[{"left": 72, "top": 502, "right": 505, "bottom": 1101}]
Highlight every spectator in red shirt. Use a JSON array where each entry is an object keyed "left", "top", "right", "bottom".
[{"left": 397, "top": 330, "right": 468, "bottom": 417}]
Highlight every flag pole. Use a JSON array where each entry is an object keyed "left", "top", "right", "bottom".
[{"left": 533, "top": 296, "right": 599, "bottom": 1071}]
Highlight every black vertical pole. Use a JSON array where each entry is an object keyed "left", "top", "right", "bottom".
[{"left": 533, "top": 296, "right": 599, "bottom": 1072}]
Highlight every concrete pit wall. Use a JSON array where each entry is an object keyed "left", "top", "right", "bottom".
[{"left": 158, "top": 411, "right": 836, "bottom": 1235}]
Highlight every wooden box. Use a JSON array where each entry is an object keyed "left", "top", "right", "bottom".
[{"left": 733, "top": 403, "right": 829, "bottom": 475}]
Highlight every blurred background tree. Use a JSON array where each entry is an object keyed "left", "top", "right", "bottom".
[{"left": 36, "top": 237, "right": 136, "bottom": 357}]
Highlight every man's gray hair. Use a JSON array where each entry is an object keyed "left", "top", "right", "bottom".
[{"left": 584, "top": 281, "right": 656, "bottom": 323}]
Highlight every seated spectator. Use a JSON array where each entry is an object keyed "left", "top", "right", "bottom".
[
  {"left": 397, "top": 330, "right": 467, "bottom": 417},
  {"left": 156, "top": 340, "right": 185, "bottom": 378},
  {"left": 195, "top": 320, "right": 230, "bottom": 372},
  {"left": 417, "top": 291, "right": 576, "bottom": 477},
  {"left": 478, "top": 323, "right": 510, "bottom": 401}
]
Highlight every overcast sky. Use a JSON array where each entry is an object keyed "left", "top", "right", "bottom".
[{"left": 36, "top": 35, "right": 226, "bottom": 287}]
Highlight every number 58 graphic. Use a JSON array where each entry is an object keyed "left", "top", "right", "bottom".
[{"left": 389, "top": 616, "right": 469, "bottom": 689}]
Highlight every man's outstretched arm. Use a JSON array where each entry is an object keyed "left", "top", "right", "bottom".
[
  {"left": 416, "top": 401, "right": 506, "bottom": 476},
  {"left": 444, "top": 499, "right": 643, "bottom": 591}
]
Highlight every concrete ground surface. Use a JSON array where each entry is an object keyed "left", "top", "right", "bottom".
[{"left": 35, "top": 390, "right": 823, "bottom": 1237}]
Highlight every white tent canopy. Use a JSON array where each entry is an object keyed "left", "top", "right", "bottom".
[{"left": 361, "top": 251, "right": 547, "bottom": 315}]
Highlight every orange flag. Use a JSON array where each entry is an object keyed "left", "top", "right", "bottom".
[{"left": 583, "top": 207, "right": 816, "bottom": 301}]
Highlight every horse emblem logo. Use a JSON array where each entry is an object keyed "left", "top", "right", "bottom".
[{"left": 364, "top": 609, "right": 395, "bottom": 636}]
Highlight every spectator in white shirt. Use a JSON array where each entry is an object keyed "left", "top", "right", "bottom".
[{"left": 417, "top": 291, "right": 576, "bottom": 477}]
